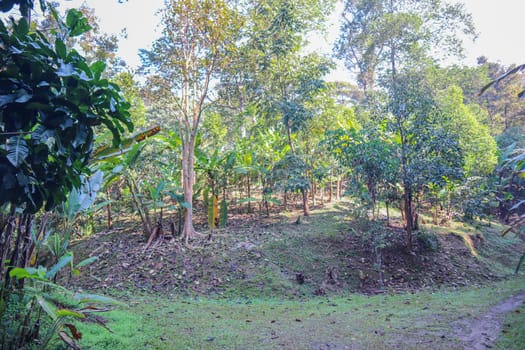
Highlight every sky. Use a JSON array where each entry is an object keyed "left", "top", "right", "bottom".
[{"left": 59, "top": 0, "right": 525, "bottom": 80}]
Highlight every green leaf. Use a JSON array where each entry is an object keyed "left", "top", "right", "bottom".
[
  {"left": 15, "top": 92, "right": 32, "bottom": 103},
  {"left": 66, "top": 9, "right": 92, "bottom": 37},
  {"left": 266, "top": 197, "right": 282, "bottom": 205},
  {"left": 76, "top": 256, "right": 98, "bottom": 268},
  {"left": 36, "top": 295, "right": 58, "bottom": 320},
  {"left": 57, "top": 309, "right": 86, "bottom": 319},
  {"left": 55, "top": 38, "right": 67, "bottom": 59},
  {"left": 9, "top": 267, "right": 33, "bottom": 280},
  {"left": 45, "top": 253, "right": 73, "bottom": 279},
  {"left": 516, "top": 252, "right": 525, "bottom": 274},
  {"left": 6, "top": 136, "right": 29, "bottom": 167},
  {"left": 0, "top": 94, "right": 16, "bottom": 107},
  {"left": 239, "top": 197, "right": 258, "bottom": 203},
  {"left": 91, "top": 61, "right": 106, "bottom": 81}
]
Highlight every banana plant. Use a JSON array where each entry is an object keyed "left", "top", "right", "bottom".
[
  {"left": 91, "top": 126, "right": 162, "bottom": 231},
  {"left": 195, "top": 147, "right": 235, "bottom": 229},
  {"left": 91, "top": 125, "right": 161, "bottom": 163}
]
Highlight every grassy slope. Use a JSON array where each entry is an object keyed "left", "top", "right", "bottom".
[{"left": 70, "top": 202, "right": 525, "bottom": 349}]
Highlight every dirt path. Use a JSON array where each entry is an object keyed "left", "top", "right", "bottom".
[{"left": 454, "top": 291, "right": 525, "bottom": 349}]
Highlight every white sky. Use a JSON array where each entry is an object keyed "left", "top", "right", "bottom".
[{"left": 59, "top": 0, "right": 525, "bottom": 80}]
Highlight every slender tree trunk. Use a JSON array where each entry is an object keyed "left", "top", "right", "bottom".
[
  {"left": 311, "top": 179, "right": 316, "bottom": 206},
  {"left": 247, "top": 175, "right": 251, "bottom": 213},
  {"left": 182, "top": 136, "right": 197, "bottom": 243},
  {"left": 386, "top": 200, "right": 390, "bottom": 226},
  {"left": 302, "top": 189, "right": 310, "bottom": 216},
  {"left": 127, "top": 176, "right": 152, "bottom": 239},
  {"left": 328, "top": 177, "right": 333, "bottom": 202},
  {"left": 404, "top": 188, "right": 413, "bottom": 252},
  {"left": 286, "top": 124, "right": 295, "bottom": 154},
  {"left": 0, "top": 208, "right": 16, "bottom": 285},
  {"left": 336, "top": 176, "right": 342, "bottom": 200},
  {"left": 106, "top": 189, "right": 113, "bottom": 229}
]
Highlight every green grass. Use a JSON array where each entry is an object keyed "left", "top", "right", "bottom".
[
  {"left": 78, "top": 278, "right": 525, "bottom": 349},
  {"left": 425, "top": 219, "right": 523, "bottom": 276},
  {"left": 495, "top": 302, "right": 525, "bottom": 350},
  {"left": 69, "top": 201, "right": 525, "bottom": 349}
]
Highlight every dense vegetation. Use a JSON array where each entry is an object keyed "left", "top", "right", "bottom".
[{"left": 0, "top": 0, "right": 524, "bottom": 348}]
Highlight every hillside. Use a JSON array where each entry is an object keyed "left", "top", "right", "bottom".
[{"left": 68, "top": 201, "right": 524, "bottom": 298}]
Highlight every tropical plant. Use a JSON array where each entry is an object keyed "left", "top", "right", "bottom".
[
  {"left": 0, "top": 3, "right": 131, "bottom": 348},
  {"left": 2, "top": 253, "right": 122, "bottom": 350}
]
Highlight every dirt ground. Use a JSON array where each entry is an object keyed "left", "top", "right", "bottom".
[{"left": 454, "top": 291, "right": 525, "bottom": 349}]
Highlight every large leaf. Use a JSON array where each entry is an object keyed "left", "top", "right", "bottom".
[
  {"left": 6, "top": 136, "right": 29, "bottom": 167},
  {"left": 37, "top": 295, "right": 57, "bottom": 320},
  {"left": 59, "top": 331, "right": 82, "bottom": 350},
  {"left": 57, "top": 309, "right": 86, "bottom": 319},
  {"left": 66, "top": 8, "right": 92, "bottom": 37},
  {"left": 92, "top": 125, "right": 160, "bottom": 162},
  {"left": 9, "top": 267, "right": 35, "bottom": 280},
  {"left": 480, "top": 64, "right": 525, "bottom": 96},
  {"left": 74, "top": 293, "right": 126, "bottom": 306},
  {"left": 45, "top": 253, "right": 73, "bottom": 279},
  {"left": 76, "top": 256, "right": 98, "bottom": 268}
]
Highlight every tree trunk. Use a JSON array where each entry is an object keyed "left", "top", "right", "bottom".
[
  {"left": 247, "top": 175, "right": 251, "bottom": 213},
  {"left": 286, "top": 124, "right": 295, "bottom": 154},
  {"left": 403, "top": 189, "right": 414, "bottom": 252},
  {"left": 328, "top": 177, "right": 332, "bottom": 202},
  {"left": 182, "top": 137, "right": 197, "bottom": 243},
  {"left": 106, "top": 189, "right": 113, "bottom": 230},
  {"left": 127, "top": 176, "right": 152, "bottom": 239},
  {"left": 386, "top": 201, "right": 390, "bottom": 226},
  {"left": 302, "top": 189, "right": 310, "bottom": 216},
  {"left": 311, "top": 179, "right": 317, "bottom": 206},
  {"left": 336, "top": 176, "right": 342, "bottom": 200}
]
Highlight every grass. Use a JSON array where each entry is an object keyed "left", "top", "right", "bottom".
[
  {"left": 78, "top": 278, "right": 525, "bottom": 349},
  {"left": 425, "top": 219, "right": 523, "bottom": 276},
  {"left": 495, "top": 302, "right": 525, "bottom": 350},
  {"left": 69, "top": 201, "right": 525, "bottom": 349}
]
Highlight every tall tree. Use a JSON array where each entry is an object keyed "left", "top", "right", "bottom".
[
  {"left": 335, "top": 0, "right": 476, "bottom": 92},
  {"left": 141, "top": 0, "right": 242, "bottom": 242},
  {"left": 387, "top": 69, "right": 464, "bottom": 251}
]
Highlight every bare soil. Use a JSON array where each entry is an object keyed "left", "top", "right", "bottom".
[
  {"left": 454, "top": 291, "right": 525, "bottom": 349},
  {"left": 65, "top": 203, "right": 521, "bottom": 297}
]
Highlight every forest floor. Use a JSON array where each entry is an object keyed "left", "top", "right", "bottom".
[{"left": 66, "top": 200, "right": 525, "bottom": 349}]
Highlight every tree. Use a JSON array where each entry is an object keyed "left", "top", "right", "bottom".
[
  {"left": 141, "top": 0, "right": 242, "bottom": 243},
  {"left": 327, "top": 126, "right": 398, "bottom": 216},
  {"left": 0, "top": 3, "right": 132, "bottom": 347},
  {"left": 0, "top": 12, "right": 131, "bottom": 214},
  {"left": 271, "top": 153, "right": 312, "bottom": 216},
  {"left": 112, "top": 71, "right": 147, "bottom": 129},
  {"left": 335, "top": 0, "right": 476, "bottom": 92},
  {"left": 436, "top": 85, "right": 497, "bottom": 177},
  {"left": 386, "top": 69, "right": 464, "bottom": 251}
]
